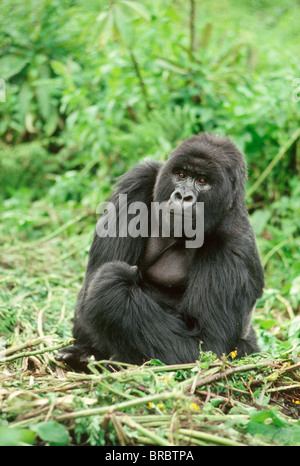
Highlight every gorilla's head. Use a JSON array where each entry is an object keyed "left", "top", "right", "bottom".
[{"left": 153, "top": 133, "right": 247, "bottom": 235}]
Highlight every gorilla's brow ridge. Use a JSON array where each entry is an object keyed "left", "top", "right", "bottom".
[
  {"left": 174, "top": 154, "right": 216, "bottom": 175},
  {"left": 180, "top": 164, "right": 207, "bottom": 176}
]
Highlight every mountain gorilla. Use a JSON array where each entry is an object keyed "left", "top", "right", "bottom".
[{"left": 57, "top": 133, "right": 264, "bottom": 370}]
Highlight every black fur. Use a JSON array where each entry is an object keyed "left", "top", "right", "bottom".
[{"left": 56, "top": 133, "right": 264, "bottom": 370}]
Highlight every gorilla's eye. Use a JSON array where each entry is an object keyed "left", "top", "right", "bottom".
[
  {"left": 178, "top": 172, "right": 186, "bottom": 179},
  {"left": 199, "top": 178, "right": 206, "bottom": 184}
]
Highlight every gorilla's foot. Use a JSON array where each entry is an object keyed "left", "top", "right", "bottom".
[{"left": 56, "top": 345, "right": 92, "bottom": 372}]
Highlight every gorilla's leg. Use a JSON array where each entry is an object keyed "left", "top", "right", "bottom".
[
  {"left": 58, "top": 261, "right": 199, "bottom": 368},
  {"left": 236, "top": 326, "right": 260, "bottom": 357}
]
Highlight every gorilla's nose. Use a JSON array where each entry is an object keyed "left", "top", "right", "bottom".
[{"left": 170, "top": 189, "right": 196, "bottom": 207}]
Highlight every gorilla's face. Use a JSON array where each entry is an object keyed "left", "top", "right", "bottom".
[{"left": 153, "top": 134, "right": 246, "bottom": 235}]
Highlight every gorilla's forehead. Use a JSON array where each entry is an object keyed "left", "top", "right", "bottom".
[
  {"left": 171, "top": 155, "right": 216, "bottom": 174},
  {"left": 169, "top": 134, "right": 242, "bottom": 165},
  {"left": 171, "top": 141, "right": 221, "bottom": 160},
  {"left": 168, "top": 148, "right": 220, "bottom": 174}
]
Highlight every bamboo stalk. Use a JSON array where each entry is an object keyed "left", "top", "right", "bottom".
[
  {"left": 1, "top": 339, "right": 74, "bottom": 363},
  {"left": 178, "top": 428, "right": 246, "bottom": 446},
  {"left": 182, "top": 360, "right": 279, "bottom": 393},
  {"left": 0, "top": 336, "right": 53, "bottom": 359},
  {"left": 55, "top": 390, "right": 183, "bottom": 422},
  {"left": 120, "top": 415, "right": 173, "bottom": 446},
  {"left": 267, "top": 383, "right": 300, "bottom": 393}
]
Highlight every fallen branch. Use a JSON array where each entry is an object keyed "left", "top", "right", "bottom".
[
  {"left": 55, "top": 390, "right": 184, "bottom": 422},
  {"left": 119, "top": 415, "right": 173, "bottom": 446},
  {"left": 0, "top": 336, "right": 53, "bottom": 359},
  {"left": 0, "top": 339, "right": 74, "bottom": 363},
  {"left": 177, "top": 428, "right": 245, "bottom": 446},
  {"left": 182, "top": 360, "right": 280, "bottom": 393}
]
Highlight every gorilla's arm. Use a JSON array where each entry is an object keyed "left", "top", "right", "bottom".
[
  {"left": 85, "top": 159, "right": 162, "bottom": 280},
  {"left": 80, "top": 261, "right": 200, "bottom": 365},
  {"left": 181, "top": 217, "right": 264, "bottom": 357},
  {"left": 57, "top": 160, "right": 161, "bottom": 368}
]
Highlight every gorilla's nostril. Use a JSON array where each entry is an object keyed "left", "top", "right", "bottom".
[{"left": 170, "top": 189, "right": 196, "bottom": 206}]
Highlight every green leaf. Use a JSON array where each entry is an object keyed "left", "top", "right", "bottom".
[
  {"left": 155, "top": 58, "right": 188, "bottom": 75},
  {"left": 149, "top": 359, "right": 165, "bottom": 366},
  {"left": 36, "top": 64, "right": 51, "bottom": 121},
  {"left": 246, "top": 420, "right": 300, "bottom": 446},
  {"left": 120, "top": 1, "right": 151, "bottom": 21},
  {"left": 0, "top": 55, "right": 28, "bottom": 79},
  {"left": 50, "top": 60, "right": 67, "bottom": 76},
  {"left": 97, "top": 9, "right": 114, "bottom": 46},
  {"left": 250, "top": 408, "right": 287, "bottom": 427},
  {"left": 250, "top": 209, "right": 271, "bottom": 236},
  {"left": 44, "top": 108, "right": 59, "bottom": 135},
  {"left": 199, "top": 22, "right": 213, "bottom": 49},
  {"left": 210, "top": 398, "right": 223, "bottom": 407},
  {"left": 290, "top": 276, "right": 300, "bottom": 308},
  {"left": 31, "top": 421, "right": 70, "bottom": 446},
  {"left": 245, "top": 409, "right": 300, "bottom": 445},
  {"left": 18, "top": 82, "right": 33, "bottom": 123},
  {"left": 259, "top": 319, "right": 276, "bottom": 330},
  {"left": 113, "top": 5, "right": 134, "bottom": 46},
  {"left": 0, "top": 426, "right": 36, "bottom": 446},
  {"left": 288, "top": 315, "right": 300, "bottom": 339},
  {"left": 96, "top": 10, "right": 109, "bottom": 23}
]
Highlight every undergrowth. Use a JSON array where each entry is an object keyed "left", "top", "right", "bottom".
[{"left": 0, "top": 216, "right": 299, "bottom": 446}]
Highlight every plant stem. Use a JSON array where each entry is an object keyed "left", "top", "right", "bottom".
[
  {"left": 178, "top": 428, "right": 246, "bottom": 446},
  {"left": 120, "top": 415, "right": 173, "bottom": 446},
  {"left": 1, "top": 339, "right": 74, "bottom": 363},
  {"left": 55, "top": 390, "right": 183, "bottom": 421},
  {"left": 128, "top": 48, "right": 151, "bottom": 111},
  {"left": 182, "top": 361, "right": 278, "bottom": 393},
  {"left": 0, "top": 335, "right": 53, "bottom": 358},
  {"left": 190, "top": 0, "right": 196, "bottom": 53},
  {"left": 247, "top": 127, "right": 300, "bottom": 198}
]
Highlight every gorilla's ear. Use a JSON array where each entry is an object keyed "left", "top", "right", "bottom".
[
  {"left": 221, "top": 137, "right": 248, "bottom": 198},
  {"left": 230, "top": 149, "right": 247, "bottom": 196}
]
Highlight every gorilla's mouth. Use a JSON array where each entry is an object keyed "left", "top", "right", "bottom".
[{"left": 156, "top": 201, "right": 204, "bottom": 248}]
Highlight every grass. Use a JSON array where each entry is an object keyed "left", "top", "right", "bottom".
[{"left": 0, "top": 210, "right": 299, "bottom": 446}]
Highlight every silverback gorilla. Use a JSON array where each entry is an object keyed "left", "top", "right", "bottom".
[{"left": 56, "top": 133, "right": 264, "bottom": 370}]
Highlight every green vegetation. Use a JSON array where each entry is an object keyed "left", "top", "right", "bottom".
[{"left": 0, "top": 0, "right": 299, "bottom": 446}]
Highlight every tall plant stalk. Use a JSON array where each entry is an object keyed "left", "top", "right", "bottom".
[
  {"left": 190, "top": 0, "right": 196, "bottom": 54},
  {"left": 128, "top": 47, "right": 151, "bottom": 112}
]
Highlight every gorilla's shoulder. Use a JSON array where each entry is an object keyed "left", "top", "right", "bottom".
[{"left": 115, "top": 159, "right": 162, "bottom": 192}]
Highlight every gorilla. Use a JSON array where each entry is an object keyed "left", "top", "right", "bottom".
[{"left": 57, "top": 133, "right": 264, "bottom": 370}]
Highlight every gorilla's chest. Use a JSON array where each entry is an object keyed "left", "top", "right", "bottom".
[{"left": 143, "top": 237, "right": 195, "bottom": 289}]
